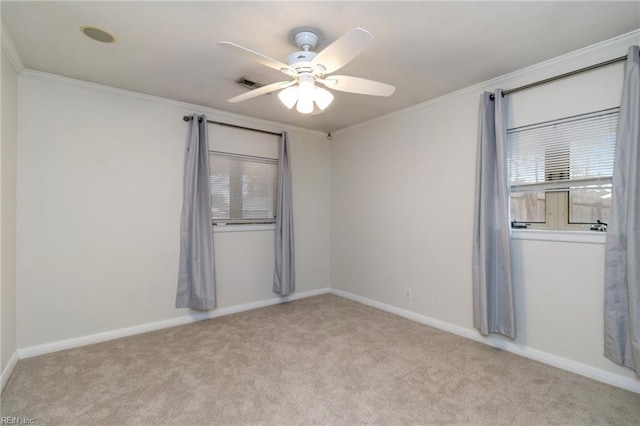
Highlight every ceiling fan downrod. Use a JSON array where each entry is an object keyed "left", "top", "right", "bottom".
[{"left": 287, "top": 31, "right": 319, "bottom": 70}]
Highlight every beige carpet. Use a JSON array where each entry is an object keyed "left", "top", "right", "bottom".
[{"left": 2, "top": 294, "right": 639, "bottom": 425}]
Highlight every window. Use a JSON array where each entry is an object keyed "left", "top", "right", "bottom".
[
  {"left": 209, "top": 152, "right": 278, "bottom": 224},
  {"left": 508, "top": 108, "right": 618, "bottom": 231}
]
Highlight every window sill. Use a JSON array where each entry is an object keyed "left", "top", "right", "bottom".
[
  {"left": 213, "top": 224, "right": 276, "bottom": 233},
  {"left": 511, "top": 229, "right": 606, "bottom": 244}
]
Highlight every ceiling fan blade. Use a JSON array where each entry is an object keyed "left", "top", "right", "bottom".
[
  {"left": 219, "top": 41, "right": 295, "bottom": 76},
  {"left": 228, "top": 81, "right": 295, "bottom": 103},
  {"left": 319, "top": 75, "right": 395, "bottom": 97},
  {"left": 312, "top": 28, "right": 374, "bottom": 74}
]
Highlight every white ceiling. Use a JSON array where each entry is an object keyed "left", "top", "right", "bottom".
[{"left": 2, "top": 1, "right": 639, "bottom": 133}]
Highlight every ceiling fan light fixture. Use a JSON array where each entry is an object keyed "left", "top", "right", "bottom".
[
  {"left": 298, "top": 78, "right": 315, "bottom": 96},
  {"left": 314, "top": 87, "right": 334, "bottom": 110},
  {"left": 278, "top": 86, "right": 298, "bottom": 109},
  {"left": 278, "top": 82, "right": 333, "bottom": 113},
  {"left": 279, "top": 75, "right": 324, "bottom": 114},
  {"left": 296, "top": 96, "right": 314, "bottom": 114}
]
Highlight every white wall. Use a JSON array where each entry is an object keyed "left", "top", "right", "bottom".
[
  {"left": 10, "top": 25, "right": 639, "bottom": 392},
  {"left": 330, "top": 31, "right": 640, "bottom": 386},
  {"left": 1, "top": 45, "right": 19, "bottom": 375},
  {"left": 16, "top": 72, "right": 330, "bottom": 349}
]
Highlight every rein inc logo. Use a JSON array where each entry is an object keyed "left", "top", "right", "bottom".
[{"left": 1, "top": 418, "right": 35, "bottom": 425}]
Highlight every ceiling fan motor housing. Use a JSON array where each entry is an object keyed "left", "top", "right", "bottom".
[{"left": 287, "top": 50, "right": 317, "bottom": 67}]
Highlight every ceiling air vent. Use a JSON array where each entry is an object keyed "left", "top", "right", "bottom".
[{"left": 236, "top": 77, "right": 266, "bottom": 92}]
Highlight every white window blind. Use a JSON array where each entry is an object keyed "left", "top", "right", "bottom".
[
  {"left": 209, "top": 152, "right": 278, "bottom": 224},
  {"left": 507, "top": 107, "right": 618, "bottom": 192}
]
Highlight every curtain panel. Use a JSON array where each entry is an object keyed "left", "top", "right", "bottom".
[
  {"left": 176, "top": 114, "right": 216, "bottom": 310},
  {"left": 472, "top": 90, "right": 516, "bottom": 339},
  {"left": 273, "top": 132, "right": 295, "bottom": 296},
  {"left": 604, "top": 45, "right": 640, "bottom": 375}
]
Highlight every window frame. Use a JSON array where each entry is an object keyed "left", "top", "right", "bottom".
[
  {"left": 209, "top": 150, "right": 279, "bottom": 226},
  {"left": 508, "top": 108, "right": 617, "bottom": 233}
]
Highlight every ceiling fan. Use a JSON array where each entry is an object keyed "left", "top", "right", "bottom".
[{"left": 219, "top": 28, "right": 395, "bottom": 114}]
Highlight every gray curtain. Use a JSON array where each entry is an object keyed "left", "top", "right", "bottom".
[
  {"left": 176, "top": 114, "right": 216, "bottom": 310},
  {"left": 472, "top": 90, "right": 515, "bottom": 339},
  {"left": 604, "top": 45, "right": 640, "bottom": 375},
  {"left": 273, "top": 131, "right": 295, "bottom": 296}
]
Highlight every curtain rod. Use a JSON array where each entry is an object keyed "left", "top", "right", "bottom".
[
  {"left": 490, "top": 54, "right": 629, "bottom": 100},
  {"left": 183, "top": 116, "right": 283, "bottom": 137}
]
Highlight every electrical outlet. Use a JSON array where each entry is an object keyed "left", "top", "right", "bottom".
[{"left": 404, "top": 287, "right": 412, "bottom": 300}]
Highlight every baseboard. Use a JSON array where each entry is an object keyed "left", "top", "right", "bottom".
[
  {"left": 329, "top": 288, "right": 640, "bottom": 394},
  {"left": 18, "top": 287, "right": 330, "bottom": 359},
  {"left": 484, "top": 335, "right": 640, "bottom": 394},
  {"left": 15, "top": 286, "right": 639, "bottom": 394},
  {"left": 329, "top": 288, "right": 482, "bottom": 341},
  {"left": 1, "top": 351, "right": 19, "bottom": 392}
]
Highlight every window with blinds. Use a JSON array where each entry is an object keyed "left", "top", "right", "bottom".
[
  {"left": 507, "top": 107, "right": 618, "bottom": 230},
  {"left": 209, "top": 152, "right": 278, "bottom": 224}
]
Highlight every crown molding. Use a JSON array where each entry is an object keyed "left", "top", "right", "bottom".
[
  {"left": 334, "top": 29, "right": 640, "bottom": 137},
  {"left": 1, "top": 22, "right": 25, "bottom": 73}
]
